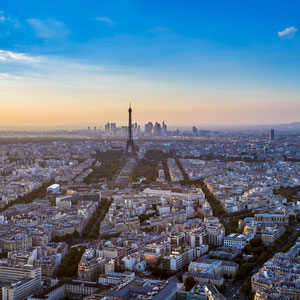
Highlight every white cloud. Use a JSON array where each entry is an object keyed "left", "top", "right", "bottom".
[
  {"left": 95, "top": 16, "right": 115, "bottom": 26},
  {"left": 278, "top": 26, "right": 298, "bottom": 38},
  {"left": 0, "top": 50, "right": 37, "bottom": 62},
  {"left": 0, "top": 73, "right": 19, "bottom": 79},
  {"left": 27, "top": 18, "right": 70, "bottom": 39}
]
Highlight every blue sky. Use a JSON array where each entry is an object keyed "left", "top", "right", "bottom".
[{"left": 0, "top": 0, "right": 299, "bottom": 126}]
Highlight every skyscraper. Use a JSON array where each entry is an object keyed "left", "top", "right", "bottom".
[
  {"left": 105, "top": 122, "right": 116, "bottom": 133},
  {"left": 125, "top": 104, "right": 135, "bottom": 153},
  {"left": 270, "top": 129, "right": 275, "bottom": 141},
  {"left": 111, "top": 123, "right": 116, "bottom": 131},
  {"left": 192, "top": 126, "right": 198, "bottom": 135},
  {"left": 145, "top": 122, "right": 154, "bottom": 135},
  {"left": 162, "top": 121, "right": 167, "bottom": 135},
  {"left": 153, "top": 122, "right": 162, "bottom": 136}
]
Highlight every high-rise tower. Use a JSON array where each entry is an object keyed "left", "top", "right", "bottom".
[
  {"left": 270, "top": 129, "right": 275, "bottom": 141},
  {"left": 125, "top": 104, "right": 135, "bottom": 153}
]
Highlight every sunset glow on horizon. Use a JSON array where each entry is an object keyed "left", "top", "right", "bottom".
[{"left": 0, "top": 0, "right": 299, "bottom": 127}]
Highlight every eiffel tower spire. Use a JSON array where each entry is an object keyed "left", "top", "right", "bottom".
[{"left": 125, "top": 103, "right": 135, "bottom": 153}]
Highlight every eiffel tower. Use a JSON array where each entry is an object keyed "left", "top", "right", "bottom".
[{"left": 125, "top": 103, "right": 135, "bottom": 153}]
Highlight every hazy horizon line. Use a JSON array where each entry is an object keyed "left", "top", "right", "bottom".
[{"left": 0, "top": 121, "right": 298, "bottom": 131}]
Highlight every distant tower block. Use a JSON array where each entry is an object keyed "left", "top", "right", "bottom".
[
  {"left": 270, "top": 129, "right": 275, "bottom": 141},
  {"left": 125, "top": 104, "right": 135, "bottom": 153}
]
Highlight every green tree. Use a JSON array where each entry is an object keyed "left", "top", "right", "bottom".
[
  {"left": 249, "top": 238, "right": 262, "bottom": 248},
  {"left": 56, "top": 246, "right": 85, "bottom": 278},
  {"left": 185, "top": 276, "right": 196, "bottom": 291},
  {"left": 84, "top": 150, "right": 123, "bottom": 183},
  {"left": 131, "top": 150, "right": 172, "bottom": 182}
]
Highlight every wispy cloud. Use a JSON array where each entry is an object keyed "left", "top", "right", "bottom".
[
  {"left": 0, "top": 11, "right": 20, "bottom": 28},
  {"left": 0, "top": 73, "right": 19, "bottom": 79},
  {"left": 0, "top": 50, "right": 37, "bottom": 62},
  {"left": 95, "top": 16, "right": 115, "bottom": 26},
  {"left": 27, "top": 18, "right": 71, "bottom": 39},
  {"left": 278, "top": 26, "right": 298, "bottom": 38},
  {"left": 0, "top": 11, "right": 6, "bottom": 23}
]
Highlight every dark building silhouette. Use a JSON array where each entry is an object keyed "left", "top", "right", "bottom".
[
  {"left": 270, "top": 129, "right": 275, "bottom": 141},
  {"left": 153, "top": 122, "right": 162, "bottom": 136},
  {"left": 105, "top": 122, "right": 110, "bottom": 131},
  {"left": 105, "top": 122, "right": 117, "bottom": 133},
  {"left": 125, "top": 104, "right": 135, "bottom": 153},
  {"left": 192, "top": 126, "right": 198, "bottom": 135}
]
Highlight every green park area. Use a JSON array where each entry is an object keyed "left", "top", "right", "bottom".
[
  {"left": 131, "top": 149, "right": 171, "bottom": 182},
  {"left": 84, "top": 150, "right": 123, "bottom": 183},
  {"left": 274, "top": 185, "right": 300, "bottom": 202}
]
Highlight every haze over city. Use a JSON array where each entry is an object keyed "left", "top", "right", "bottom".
[{"left": 0, "top": 0, "right": 299, "bottom": 127}]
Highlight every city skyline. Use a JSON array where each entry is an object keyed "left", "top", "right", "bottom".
[
  {"left": 1, "top": 2, "right": 300, "bottom": 297},
  {"left": 0, "top": 0, "right": 300, "bottom": 126}
]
